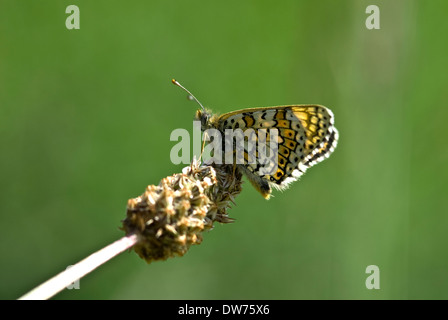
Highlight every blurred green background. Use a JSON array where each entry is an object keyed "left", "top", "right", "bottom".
[{"left": 1, "top": 0, "right": 447, "bottom": 300}]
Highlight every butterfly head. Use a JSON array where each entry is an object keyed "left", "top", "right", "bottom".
[
  {"left": 194, "top": 108, "right": 218, "bottom": 131},
  {"left": 172, "top": 79, "right": 218, "bottom": 130}
]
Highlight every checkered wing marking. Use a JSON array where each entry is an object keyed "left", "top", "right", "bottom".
[{"left": 217, "top": 105, "right": 338, "bottom": 189}]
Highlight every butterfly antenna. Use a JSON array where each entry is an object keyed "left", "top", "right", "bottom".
[{"left": 172, "top": 79, "right": 205, "bottom": 111}]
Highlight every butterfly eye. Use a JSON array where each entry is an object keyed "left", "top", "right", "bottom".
[{"left": 201, "top": 113, "right": 209, "bottom": 129}]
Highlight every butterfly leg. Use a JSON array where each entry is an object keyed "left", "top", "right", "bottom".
[
  {"left": 232, "top": 162, "right": 237, "bottom": 178},
  {"left": 237, "top": 166, "right": 272, "bottom": 200}
]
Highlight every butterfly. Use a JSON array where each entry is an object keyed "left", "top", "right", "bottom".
[{"left": 172, "top": 79, "right": 339, "bottom": 199}]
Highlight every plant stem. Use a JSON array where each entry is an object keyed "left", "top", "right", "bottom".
[{"left": 18, "top": 234, "right": 138, "bottom": 300}]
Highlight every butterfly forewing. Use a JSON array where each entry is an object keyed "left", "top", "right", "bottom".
[{"left": 290, "top": 106, "right": 339, "bottom": 168}]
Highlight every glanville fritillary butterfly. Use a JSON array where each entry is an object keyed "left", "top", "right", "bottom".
[{"left": 172, "top": 79, "right": 339, "bottom": 200}]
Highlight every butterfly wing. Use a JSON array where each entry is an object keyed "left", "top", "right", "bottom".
[{"left": 217, "top": 105, "right": 338, "bottom": 198}]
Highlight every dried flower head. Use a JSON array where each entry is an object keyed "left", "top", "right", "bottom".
[{"left": 122, "top": 160, "right": 242, "bottom": 263}]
